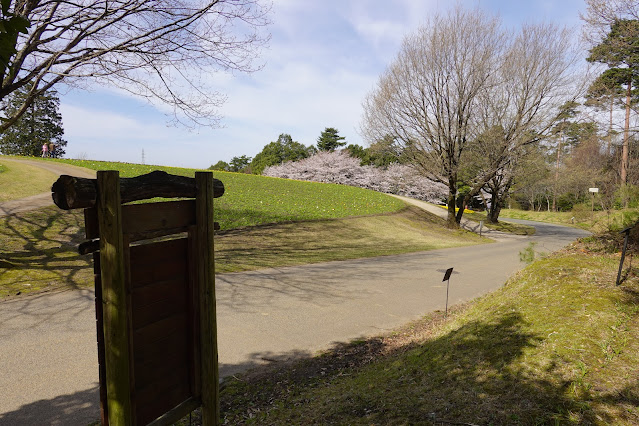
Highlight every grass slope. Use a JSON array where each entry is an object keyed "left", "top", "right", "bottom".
[
  {"left": 50, "top": 158, "right": 407, "bottom": 229},
  {"left": 1, "top": 158, "right": 485, "bottom": 298},
  {"left": 0, "top": 205, "right": 484, "bottom": 298},
  {"left": 0, "top": 159, "right": 57, "bottom": 201},
  {"left": 216, "top": 206, "right": 485, "bottom": 273},
  {"left": 215, "top": 235, "right": 639, "bottom": 425},
  {"left": 0, "top": 206, "right": 92, "bottom": 297}
]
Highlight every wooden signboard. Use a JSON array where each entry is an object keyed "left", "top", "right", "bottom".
[{"left": 53, "top": 170, "right": 223, "bottom": 426}]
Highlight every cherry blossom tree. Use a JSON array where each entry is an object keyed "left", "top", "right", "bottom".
[{"left": 264, "top": 150, "right": 447, "bottom": 203}]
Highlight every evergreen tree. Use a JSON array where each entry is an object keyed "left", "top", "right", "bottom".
[
  {"left": 209, "top": 160, "right": 230, "bottom": 171},
  {"left": 316, "top": 127, "right": 346, "bottom": 151},
  {"left": 0, "top": 87, "right": 67, "bottom": 156},
  {"left": 585, "top": 69, "right": 627, "bottom": 155},
  {"left": 587, "top": 19, "right": 639, "bottom": 185},
  {"left": 251, "top": 133, "right": 315, "bottom": 174},
  {"left": 229, "top": 155, "right": 252, "bottom": 172}
]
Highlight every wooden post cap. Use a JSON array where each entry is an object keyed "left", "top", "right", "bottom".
[{"left": 52, "top": 170, "right": 224, "bottom": 210}]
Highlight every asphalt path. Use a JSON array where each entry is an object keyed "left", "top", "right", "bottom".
[{"left": 0, "top": 159, "right": 591, "bottom": 425}]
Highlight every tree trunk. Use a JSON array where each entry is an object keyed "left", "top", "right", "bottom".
[
  {"left": 609, "top": 93, "right": 614, "bottom": 157},
  {"left": 488, "top": 203, "right": 501, "bottom": 223},
  {"left": 446, "top": 178, "right": 458, "bottom": 228},
  {"left": 621, "top": 78, "right": 631, "bottom": 206},
  {"left": 455, "top": 198, "right": 465, "bottom": 224},
  {"left": 552, "top": 131, "right": 562, "bottom": 212}
]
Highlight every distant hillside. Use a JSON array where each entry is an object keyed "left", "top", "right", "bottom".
[{"left": 51, "top": 158, "right": 407, "bottom": 230}]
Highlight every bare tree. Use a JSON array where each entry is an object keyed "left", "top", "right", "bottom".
[
  {"left": 361, "top": 7, "right": 504, "bottom": 227},
  {"left": 361, "top": 7, "right": 579, "bottom": 227},
  {"left": 0, "top": 0, "right": 271, "bottom": 130},
  {"left": 581, "top": 0, "right": 639, "bottom": 44}
]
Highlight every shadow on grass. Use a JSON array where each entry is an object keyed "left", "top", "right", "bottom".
[
  {"left": 0, "top": 206, "right": 92, "bottom": 298},
  {"left": 215, "top": 206, "right": 467, "bottom": 275},
  {"left": 219, "top": 306, "right": 639, "bottom": 425}
]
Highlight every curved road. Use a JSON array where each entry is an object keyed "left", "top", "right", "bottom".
[{"left": 0, "top": 159, "right": 591, "bottom": 425}]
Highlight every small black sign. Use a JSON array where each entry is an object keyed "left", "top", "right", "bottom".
[{"left": 442, "top": 267, "right": 453, "bottom": 282}]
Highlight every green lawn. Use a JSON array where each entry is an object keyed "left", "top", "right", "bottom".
[
  {"left": 0, "top": 158, "right": 58, "bottom": 201},
  {"left": 214, "top": 234, "right": 639, "bottom": 425},
  {"left": 1, "top": 158, "right": 485, "bottom": 298},
  {"left": 50, "top": 158, "right": 408, "bottom": 230},
  {"left": 499, "top": 207, "right": 639, "bottom": 234}
]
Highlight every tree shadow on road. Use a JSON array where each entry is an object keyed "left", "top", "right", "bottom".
[{"left": 0, "top": 386, "right": 100, "bottom": 426}]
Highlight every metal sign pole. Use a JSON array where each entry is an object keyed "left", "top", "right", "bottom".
[
  {"left": 616, "top": 226, "right": 631, "bottom": 286},
  {"left": 442, "top": 267, "right": 453, "bottom": 316}
]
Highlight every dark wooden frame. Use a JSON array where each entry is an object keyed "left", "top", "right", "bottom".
[{"left": 53, "top": 170, "right": 221, "bottom": 426}]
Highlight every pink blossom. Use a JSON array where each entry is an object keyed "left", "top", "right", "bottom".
[{"left": 264, "top": 150, "right": 447, "bottom": 203}]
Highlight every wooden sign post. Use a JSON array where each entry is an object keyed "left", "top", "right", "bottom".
[{"left": 52, "top": 170, "right": 224, "bottom": 426}]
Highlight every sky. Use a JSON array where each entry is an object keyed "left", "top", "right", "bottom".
[{"left": 58, "top": 0, "right": 588, "bottom": 169}]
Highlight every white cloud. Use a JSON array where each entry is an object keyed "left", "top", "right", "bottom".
[{"left": 57, "top": 0, "right": 588, "bottom": 169}]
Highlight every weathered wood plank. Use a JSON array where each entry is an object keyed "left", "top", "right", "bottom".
[
  {"left": 129, "top": 238, "right": 187, "bottom": 264},
  {"left": 146, "top": 398, "right": 200, "bottom": 426},
  {"left": 133, "top": 313, "right": 188, "bottom": 351},
  {"left": 84, "top": 208, "right": 99, "bottom": 239},
  {"left": 135, "top": 372, "right": 191, "bottom": 426},
  {"left": 188, "top": 227, "right": 201, "bottom": 398},
  {"left": 130, "top": 256, "right": 187, "bottom": 288},
  {"left": 195, "top": 172, "right": 220, "bottom": 426},
  {"left": 134, "top": 345, "right": 189, "bottom": 390},
  {"left": 84, "top": 200, "right": 195, "bottom": 239},
  {"left": 52, "top": 170, "right": 224, "bottom": 210},
  {"left": 122, "top": 200, "right": 196, "bottom": 236},
  {"left": 93, "top": 253, "right": 109, "bottom": 426},
  {"left": 97, "top": 170, "right": 133, "bottom": 425}
]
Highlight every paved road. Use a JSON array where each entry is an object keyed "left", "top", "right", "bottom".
[{"left": 0, "top": 159, "right": 591, "bottom": 425}]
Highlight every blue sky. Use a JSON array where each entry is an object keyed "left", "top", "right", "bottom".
[{"left": 58, "top": 0, "right": 587, "bottom": 169}]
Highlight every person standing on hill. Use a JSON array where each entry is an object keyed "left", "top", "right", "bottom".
[{"left": 41, "top": 143, "right": 48, "bottom": 158}]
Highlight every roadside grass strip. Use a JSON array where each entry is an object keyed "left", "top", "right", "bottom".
[
  {"left": 216, "top": 206, "right": 486, "bottom": 273},
  {"left": 1, "top": 205, "right": 484, "bottom": 298},
  {"left": 214, "top": 236, "right": 639, "bottom": 425},
  {"left": 500, "top": 207, "right": 639, "bottom": 234}
]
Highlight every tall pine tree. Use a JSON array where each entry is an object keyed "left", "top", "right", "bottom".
[
  {"left": 316, "top": 127, "right": 346, "bottom": 151},
  {"left": 587, "top": 19, "right": 639, "bottom": 185},
  {"left": 0, "top": 87, "right": 67, "bottom": 156}
]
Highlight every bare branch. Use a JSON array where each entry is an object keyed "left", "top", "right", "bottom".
[
  {"left": 361, "top": 7, "right": 579, "bottom": 226},
  {"left": 0, "top": 0, "right": 271, "bottom": 129}
]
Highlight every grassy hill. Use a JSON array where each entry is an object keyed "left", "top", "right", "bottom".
[
  {"left": 1, "top": 157, "right": 485, "bottom": 298},
  {"left": 215, "top": 234, "right": 639, "bottom": 425},
  {"left": 0, "top": 158, "right": 58, "bottom": 201},
  {"left": 49, "top": 158, "right": 409, "bottom": 229}
]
